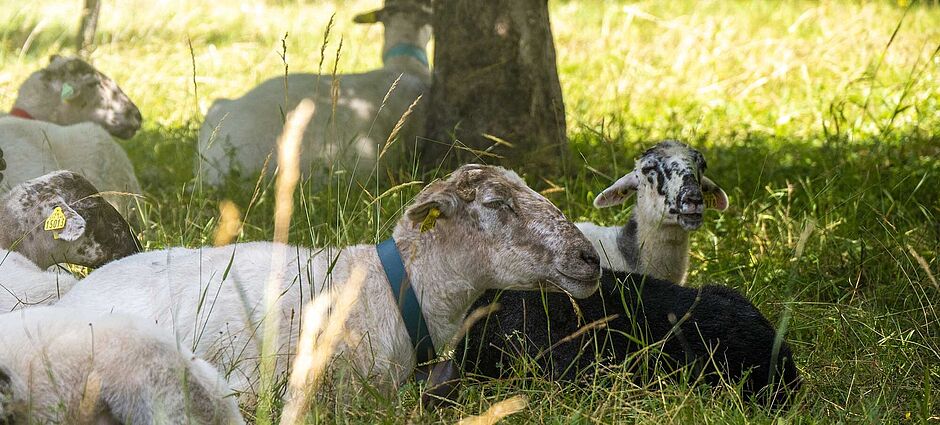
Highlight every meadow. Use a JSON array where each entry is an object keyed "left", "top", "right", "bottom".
[{"left": 1, "top": 0, "right": 939, "bottom": 423}]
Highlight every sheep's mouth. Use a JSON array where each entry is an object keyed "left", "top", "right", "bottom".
[
  {"left": 677, "top": 213, "right": 703, "bottom": 230},
  {"left": 549, "top": 268, "right": 600, "bottom": 298}
]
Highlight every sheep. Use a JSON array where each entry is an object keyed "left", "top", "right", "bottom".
[
  {"left": 426, "top": 142, "right": 800, "bottom": 408},
  {"left": 56, "top": 164, "right": 601, "bottom": 402},
  {"left": 1, "top": 55, "right": 143, "bottom": 218},
  {"left": 197, "top": 1, "right": 432, "bottom": 186},
  {"left": 0, "top": 171, "right": 139, "bottom": 311},
  {"left": 577, "top": 140, "right": 729, "bottom": 285},
  {"left": 455, "top": 272, "right": 802, "bottom": 409},
  {"left": 0, "top": 307, "right": 244, "bottom": 424}
]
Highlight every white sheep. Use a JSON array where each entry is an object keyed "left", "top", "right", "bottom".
[
  {"left": 0, "top": 307, "right": 244, "bottom": 424},
  {"left": 1, "top": 55, "right": 143, "bottom": 219},
  {"left": 197, "top": 3, "right": 432, "bottom": 186},
  {"left": 577, "top": 140, "right": 729, "bottom": 284},
  {"left": 0, "top": 171, "right": 139, "bottom": 311},
  {"left": 57, "top": 164, "right": 601, "bottom": 402}
]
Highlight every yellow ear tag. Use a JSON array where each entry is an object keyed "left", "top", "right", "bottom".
[
  {"left": 44, "top": 207, "right": 67, "bottom": 237},
  {"left": 419, "top": 207, "right": 440, "bottom": 233}
]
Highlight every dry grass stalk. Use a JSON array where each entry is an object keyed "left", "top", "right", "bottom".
[
  {"left": 378, "top": 94, "right": 422, "bottom": 160},
  {"left": 256, "top": 99, "right": 316, "bottom": 421},
  {"left": 907, "top": 244, "right": 939, "bottom": 290},
  {"left": 212, "top": 200, "right": 242, "bottom": 246},
  {"left": 75, "top": 371, "right": 102, "bottom": 423},
  {"left": 457, "top": 395, "right": 529, "bottom": 425},
  {"left": 280, "top": 266, "right": 366, "bottom": 425}
]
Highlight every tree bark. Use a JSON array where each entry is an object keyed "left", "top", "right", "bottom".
[
  {"left": 423, "top": 0, "right": 568, "bottom": 174},
  {"left": 76, "top": 0, "right": 101, "bottom": 54}
]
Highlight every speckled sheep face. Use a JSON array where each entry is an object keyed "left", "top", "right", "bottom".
[
  {"left": 594, "top": 140, "right": 729, "bottom": 230},
  {"left": 37, "top": 55, "right": 142, "bottom": 139},
  {"left": 0, "top": 171, "right": 139, "bottom": 268},
  {"left": 405, "top": 164, "right": 600, "bottom": 298}
]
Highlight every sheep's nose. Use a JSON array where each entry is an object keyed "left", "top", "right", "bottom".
[
  {"left": 126, "top": 109, "right": 142, "bottom": 127},
  {"left": 678, "top": 188, "right": 705, "bottom": 214},
  {"left": 579, "top": 247, "right": 600, "bottom": 269}
]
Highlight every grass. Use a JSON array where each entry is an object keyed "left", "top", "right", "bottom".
[{"left": 2, "top": 0, "right": 939, "bottom": 423}]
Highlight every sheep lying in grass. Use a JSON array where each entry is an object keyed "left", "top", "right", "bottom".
[
  {"left": 197, "top": 2, "right": 432, "bottom": 186},
  {"left": 57, "top": 164, "right": 601, "bottom": 402},
  {"left": 0, "top": 307, "right": 244, "bottom": 424},
  {"left": 458, "top": 273, "right": 801, "bottom": 409},
  {"left": 0, "top": 171, "right": 139, "bottom": 311},
  {"left": 428, "top": 141, "right": 799, "bottom": 408},
  {"left": 0, "top": 55, "right": 143, "bottom": 218}
]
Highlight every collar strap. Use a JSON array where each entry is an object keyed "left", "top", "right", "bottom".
[
  {"left": 376, "top": 237, "right": 436, "bottom": 364},
  {"left": 9, "top": 108, "right": 33, "bottom": 120},
  {"left": 383, "top": 43, "right": 429, "bottom": 68}
]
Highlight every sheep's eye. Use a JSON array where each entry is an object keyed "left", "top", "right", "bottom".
[
  {"left": 483, "top": 199, "right": 513, "bottom": 212},
  {"left": 642, "top": 166, "right": 657, "bottom": 177}
]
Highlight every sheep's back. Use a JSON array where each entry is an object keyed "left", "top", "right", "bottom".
[
  {"left": 0, "top": 249, "right": 78, "bottom": 312},
  {"left": 0, "top": 118, "right": 141, "bottom": 218},
  {"left": 0, "top": 307, "right": 243, "bottom": 424},
  {"left": 197, "top": 70, "right": 428, "bottom": 186}
]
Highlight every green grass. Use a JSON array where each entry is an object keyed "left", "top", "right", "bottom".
[{"left": 2, "top": 0, "right": 939, "bottom": 423}]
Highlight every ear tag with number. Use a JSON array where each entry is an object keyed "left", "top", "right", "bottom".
[
  {"left": 60, "top": 83, "right": 75, "bottom": 102},
  {"left": 419, "top": 207, "right": 440, "bottom": 233},
  {"left": 44, "top": 206, "right": 67, "bottom": 239}
]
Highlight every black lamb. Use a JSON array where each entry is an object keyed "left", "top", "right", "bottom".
[{"left": 434, "top": 271, "right": 801, "bottom": 409}]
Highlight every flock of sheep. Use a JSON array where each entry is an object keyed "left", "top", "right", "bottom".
[{"left": 0, "top": 2, "right": 801, "bottom": 424}]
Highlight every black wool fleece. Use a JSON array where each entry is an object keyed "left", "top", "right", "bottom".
[{"left": 456, "top": 270, "right": 802, "bottom": 409}]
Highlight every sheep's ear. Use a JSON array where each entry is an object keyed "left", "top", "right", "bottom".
[
  {"left": 406, "top": 192, "right": 457, "bottom": 227},
  {"left": 701, "top": 177, "right": 729, "bottom": 211},
  {"left": 43, "top": 202, "right": 87, "bottom": 241},
  {"left": 353, "top": 9, "right": 382, "bottom": 24},
  {"left": 593, "top": 171, "right": 640, "bottom": 208}
]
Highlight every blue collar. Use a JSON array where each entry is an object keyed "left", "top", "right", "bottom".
[
  {"left": 376, "top": 238, "right": 436, "bottom": 364},
  {"left": 383, "top": 43, "right": 429, "bottom": 68}
]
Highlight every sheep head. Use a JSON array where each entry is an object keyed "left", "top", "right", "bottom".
[
  {"left": 15, "top": 55, "right": 142, "bottom": 139},
  {"left": 0, "top": 171, "right": 140, "bottom": 269},
  {"left": 594, "top": 140, "right": 729, "bottom": 231},
  {"left": 399, "top": 164, "right": 600, "bottom": 299},
  {"left": 354, "top": 1, "right": 432, "bottom": 65}
]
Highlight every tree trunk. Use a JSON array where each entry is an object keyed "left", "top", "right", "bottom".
[
  {"left": 76, "top": 0, "right": 101, "bottom": 54},
  {"left": 423, "top": 0, "right": 568, "bottom": 174}
]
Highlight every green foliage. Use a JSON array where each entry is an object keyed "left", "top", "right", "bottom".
[{"left": 1, "top": 0, "right": 938, "bottom": 423}]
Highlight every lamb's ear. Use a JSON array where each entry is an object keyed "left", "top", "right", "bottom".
[
  {"left": 593, "top": 171, "right": 640, "bottom": 208},
  {"left": 43, "top": 202, "right": 87, "bottom": 241},
  {"left": 701, "top": 177, "right": 729, "bottom": 211}
]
